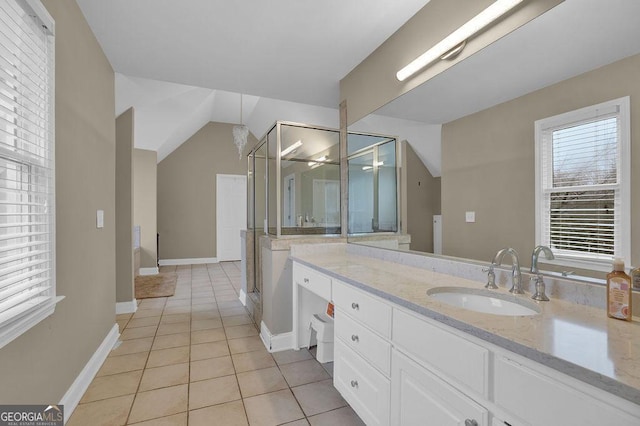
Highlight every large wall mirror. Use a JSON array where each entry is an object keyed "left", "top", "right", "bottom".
[{"left": 346, "top": 1, "right": 640, "bottom": 284}]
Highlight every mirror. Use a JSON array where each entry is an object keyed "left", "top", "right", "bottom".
[
  {"left": 347, "top": 133, "right": 399, "bottom": 234},
  {"left": 346, "top": 1, "right": 640, "bottom": 283}
]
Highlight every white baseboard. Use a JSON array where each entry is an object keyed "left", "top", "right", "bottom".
[
  {"left": 139, "top": 267, "right": 159, "bottom": 276},
  {"left": 159, "top": 257, "right": 218, "bottom": 266},
  {"left": 60, "top": 323, "right": 120, "bottom": 423},
  {"left": 115, "top": 299, "right": 137, "bottom": 315},
  {"left": 259, "top": 321, "right": 294, "bottom": 353},
  {"left": 238, "top": 289, "right": 247, "bottom": 306}
]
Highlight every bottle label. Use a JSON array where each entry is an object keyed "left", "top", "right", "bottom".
[{"left": 609, "top": 277, "right": 630, "bottom": 319}]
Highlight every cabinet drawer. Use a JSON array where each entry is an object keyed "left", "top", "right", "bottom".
[
  {"left": 391, "top": 350, "right": 488, "bottom": 426},
  {"left": 335, "top": 308, "right": 391, "bottom": 376},
  {"left": 495, "top": 355, "right": 640, "bottom": 426},
  {"left": 334, "top": 338, "right": 390, "bottom": 426},
  {"left": 393, "top": 308, "right": 489, "bottom": 398},
  {"left": 333, "top": 280, "right": 391, "bottom": 338},
  {"left": 293, "top": 262, "right": 331, "bottom": 300}
]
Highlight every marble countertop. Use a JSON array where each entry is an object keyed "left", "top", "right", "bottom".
[{"left": 291, "top": 249, "right": 640, "bottom": 406}]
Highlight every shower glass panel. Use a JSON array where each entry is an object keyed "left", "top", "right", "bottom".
[
  {"left": 253, "top": 141, "right": 267, "bottom": 294},
  {"left": 347, "top": 133, "right": 398, "bottom": 234}
]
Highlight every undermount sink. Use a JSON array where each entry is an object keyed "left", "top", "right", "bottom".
[{"left": 427, "top": 286, "right": 541, "bottom": 316}]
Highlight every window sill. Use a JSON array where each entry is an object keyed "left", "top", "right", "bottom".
[{"left": 0, "top": 295, "right": 65, "bottom": 350}]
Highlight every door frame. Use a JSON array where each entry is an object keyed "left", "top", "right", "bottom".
[{"left": 216, "top": 174, "right": 247, "bottom": 262}]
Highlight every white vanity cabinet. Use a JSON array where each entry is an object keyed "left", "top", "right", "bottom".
[
  {"left": 333, "top": 279, "right": 392, "bottom": 425},
  {"left": 291, "top": 261, "right": 640, "bottom": 426}
]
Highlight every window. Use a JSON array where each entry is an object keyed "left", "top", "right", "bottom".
[
  {"left": 0, "top": 0, "right": 56, "bottom": 349},
  {"left": 535, "top": 97, "right": 630, "bottom": 268}
]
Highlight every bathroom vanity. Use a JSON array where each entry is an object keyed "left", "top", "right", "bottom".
[{"left": 291, "top": 244, "right": 640, "bottom": 426}]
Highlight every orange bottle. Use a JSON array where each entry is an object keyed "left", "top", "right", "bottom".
[{"left": 607, "top": 258, "right": 632, "bottom": 321}]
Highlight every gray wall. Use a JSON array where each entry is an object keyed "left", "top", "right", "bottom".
[
  {"left": 404, "top": 142, "right": 441, "bottom": 252},
  {"left": 340, "top": 0, "right": 562, "bottom": 124},
  {"left": 134, "top": 149, "right": 158, "bottom": 269},
  {"left": 157, "top": 122, "right": 255, "bottom": 260},
  {"left": 116, "top": 108, "right": 134, "bottom": 302},
  {"left": 0, "top": 0, "right": 116, "bottom": 403},
  {"left": 442, "top": 53, "right": 640, "bottom": 269}
]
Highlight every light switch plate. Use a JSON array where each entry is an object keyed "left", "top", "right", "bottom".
[
  {"left": 97, "top": 210, "right": 104, "bottom": 228},
  {"left": 465, "top": 211, "right": 476, "bottom": 223}
]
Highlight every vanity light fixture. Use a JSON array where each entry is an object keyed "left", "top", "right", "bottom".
[
  {"left": 396, "top": 0, "right": 524, "bottom": 82},
  {"left": 281, "top": 140, "right": 303, "bottom": 157}
]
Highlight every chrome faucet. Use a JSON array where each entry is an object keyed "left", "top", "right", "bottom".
[
  {"left": 530, "top": 245, "right": 554, "bottom": 301},
  {"left": 482, "top": 263, "right": 498, "bottom": 289},
  {"left": 492, "top": 248, "right": 524, "bottom": 294}
]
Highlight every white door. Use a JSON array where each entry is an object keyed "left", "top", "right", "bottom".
[{"left": 217, "top": 174, "right": 247, "bottom": 261}]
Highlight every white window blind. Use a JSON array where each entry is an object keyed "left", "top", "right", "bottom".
[
  {"left": 536, "top": 97, "right": 630, "bottom": 266},
  {"left": 0, "top": 0, "right": 56, "bottom": 349}
]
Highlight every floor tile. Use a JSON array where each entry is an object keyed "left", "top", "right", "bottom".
[
  {"left": 190, "top": 355, "right": 235, "bottom": 382},
  {"left": 157, "top": 321, "right": 191, "bottom": 336},
  {"left": 97, "top": 352, "right": 147, "bottom": 377},
  {"left": 128, "top": 384, "right": 188, "bottom": 424},
  {"left": 188, "top": 400, "right": 248, "bottom": 426},
  {"left": 222, "top": 314, "right": 254, "bottom": 327},
  {"left": 190, "top": 341, "right": 230, "bottom": 361},
  {"left": 191, "top": 310, "right": 220, "bottom": 320},
  {"left": 231, "top": 349, "right": 276, "bottom": 373},
  {"left": 152, "top": 332, "right": 191, "bottom": 350},
  {"left": 220, "top": 307, "right": 249, "bottom": 317},
  {"left": 282, "top": 420, "right": 310, "bottom": 426},
  {"left": 237, "top": 366, "right": 288, "bottom": 398},
  {"left": 120, "top": 325, "right": 157, "bottom": 341},
  {"left": 243, "top": 389, "right": 305, "bottom": 426},
  {"left": 279, "top": 359, "right": 331, "bottom": 387},
  {"left": 67, "top": 394, "right": 134, "bottom": 426},
  {"left": 272, "top": 349, "right": 314, "bottom": 365},
  {"left": 128, "top": 412, "right": 187, "bottom": 425},
  {"left": 111, "top": 337, "right": 153, "bottom": 356},
  {"left": 292, "top": 379, "right": 347, "bottom": 416},
  {"left": 139, "top": 362, "right": 189, "bottom": 391},
  {"left": 127, "top": 316, "right": 161, "bottom": 329},
  {"left": 146, "top": 346, "right": 190, "bottom": 368},
  {"left": 191, "top": 318, "right": 223, "bottom": 331},
  {"left": 160, "top": 313, "right": 191, "bottom": 324},
  {"left": 188, "top": 375, "right": 241, "bottom": 410},
  {"left": 116, "top": 313, "right": 133, "bottom": 321},
  {"left": 307, "top": 406, "right": 365, "bottom": 426},
  {"left": 228, "top": 336, "right": 264, "bottom": 354},
  {"left": 80, "top": 370, "right": 142, "bottom": 403},
  {"left": 132, "top": 309, "right": 164, "bottom": 319},
  {"left": 191, "top": 328, "right": 226, "bottom": 344},
  {"left": 225, "top": 324, "right": 258, "bottom": 339}
]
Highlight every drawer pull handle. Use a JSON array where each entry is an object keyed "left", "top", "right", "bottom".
[
  {"left": 303, "top": 278, "right": 309, "bottom": 283},
  {"left": 351, "top": 302, "right": 359, "bottom": 310},
  {"left": 464, "top": 420, "right": 478, "bottom": 426},
  {"left": 350, "top": 380, "right": 358, "bottom": 388},
  {"left": 351, "top": 334, "right": 359, "bottom": 342}
]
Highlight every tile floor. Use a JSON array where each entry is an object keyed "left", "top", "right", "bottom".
[{"left": 68, "top": 262, "right": 365, "bottom": 426}]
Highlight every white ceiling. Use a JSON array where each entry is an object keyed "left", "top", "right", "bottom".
[
  {"left": 376, "top": 0, "right": 640, "bottom": 123},
  {"left": 77, "top": 0, "right": 640, "bottom": 174},
  {"left": 76, "top": 0, "right": 430, "bottom": 108}
]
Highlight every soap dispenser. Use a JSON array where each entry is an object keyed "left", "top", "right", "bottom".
[{"left": 606, "top": 258, "right": 632, "bottom": 321}]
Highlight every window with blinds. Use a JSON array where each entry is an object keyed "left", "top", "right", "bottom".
[
  {"left": 0, "top": 0, "right": 56, "bottom": 349},
  {"left": 535, "top": 97, "right": 630, "bottom": 266}
]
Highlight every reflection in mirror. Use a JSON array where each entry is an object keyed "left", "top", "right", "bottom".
[
  {"left": 344, "top": 1, "right": 640, "bottom": 284},
  {"left": 347, "top": 133, "right": 398, "bottom": 233}
]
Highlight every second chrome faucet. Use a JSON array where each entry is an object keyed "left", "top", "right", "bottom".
[{"left": 492, "top": 247, "right": 524, "bottom": 294}]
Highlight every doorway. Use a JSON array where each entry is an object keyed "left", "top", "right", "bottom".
[{"left": 216, "top": 174, "right": 247, "bottom": 261}]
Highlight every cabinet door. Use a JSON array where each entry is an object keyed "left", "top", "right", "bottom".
[
  {"left": 334, "top": 338, "right": 390, "bottom": 426},
  {"left": 391, "top": 350, "right": 488, "bottom": 426}
]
